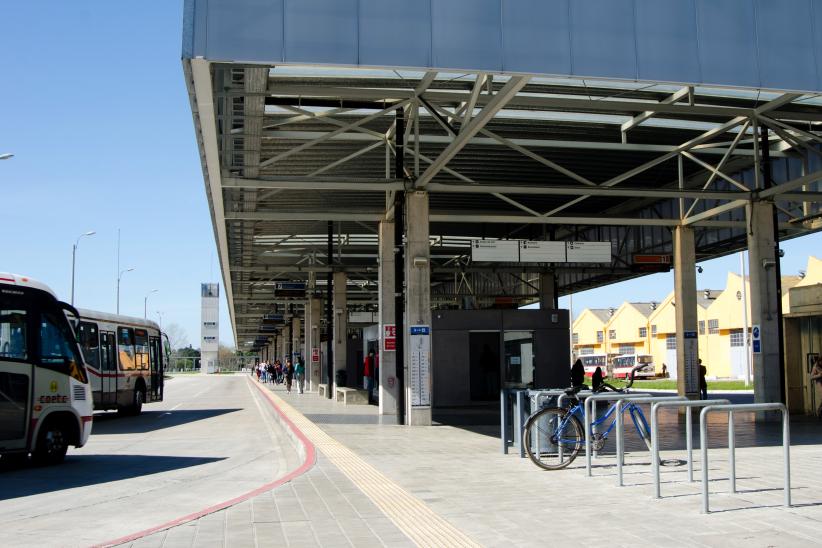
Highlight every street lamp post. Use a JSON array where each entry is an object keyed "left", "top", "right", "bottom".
[
  {"left": 144, "top": 289, "right": 158, "bottom": 318},
  {"left": 116, "top": 267, "right": 135, "bottom": 314},
  {"left": 71, "top": 231, "right": 96, "bottom": 306},
  {"left": 155, "top": 310, "right": 163, "bottom": 329}
]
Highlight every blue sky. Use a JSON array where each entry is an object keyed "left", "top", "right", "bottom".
[{"left": 2, "top": 2, "right": 820, "bottom": 349}]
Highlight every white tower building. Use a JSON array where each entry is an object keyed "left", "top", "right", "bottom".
[{"left": 201, "top": 283, "right": 219, "bottom": 374}]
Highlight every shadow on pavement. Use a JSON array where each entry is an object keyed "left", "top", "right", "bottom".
[
  {"left": 0, "top": 454, "right": 225, "bottom": 500},
  {"left": 90, "top": 408, "right": 241, "bottom": 435}
]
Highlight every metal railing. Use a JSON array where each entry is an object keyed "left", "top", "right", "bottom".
[
  {"left": 615, "top": 396, "right": 686, "bottom": 486},
  {"left": 699, "top": 402, "right": 791, "bottom": 513},
  {"left": 650, "top": 399, "right": 731, "bottom": 498}
]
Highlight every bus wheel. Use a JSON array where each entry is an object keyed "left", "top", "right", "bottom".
[
  {"left": 32, "top": 420, "right": 69, "bottom": 466},
  {"left": 132, "top": 388, "right": 144, "bottom": 415}
]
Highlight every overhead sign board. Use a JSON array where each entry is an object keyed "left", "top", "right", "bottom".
[
  {"left": 566, "top": 241, "right": 612, "bottom": 263},
  {"left": 520, "top": 241, "right": 566, "bottom": 262},
  {"left": 470, "top": 240, "right": 612, "bottom": 264},
  {"left": 471, "top": 239, "right": 520, "bottom": 262}
]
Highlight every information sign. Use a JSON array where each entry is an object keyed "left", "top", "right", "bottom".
[
  {"left": 683, "top": 330, "right": 700, "bottom": 394},
  {"left": 409, "top": 325, "right": 431, "bottom": 407},
  {"left": 383, "top": 324, "right": 397, "bottom": 352},
  {"left": 471, "top": 239, "right": 520, "bottom": 262},
  {"left": 566, "top": 241, "right": 612, "bottom": 263},
  {"left": 752, "top": 324, "right": 761, "bottom": 354},
  {"left": 311, "top": 347, "right": 320, "bottom": 363},
  {"left": 519, "top": 240, "right": 566, "bottom": 262}
]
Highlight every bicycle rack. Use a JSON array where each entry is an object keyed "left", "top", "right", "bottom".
[
  {"left": 615, "top": 396, "right": 686, "bottom": 486},
  {"left": 650, "top": 399, "right": 730, "bottom": 498},
  {"left": 699, "top": 403, "right": 791, "bottom": 513},
  {"left": 584, "top": 392, "right": 651, "bottom": 477}
]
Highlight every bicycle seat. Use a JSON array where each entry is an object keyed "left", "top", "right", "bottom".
[{"left": 565, "top": 384, "right": 587, "bottom": 396}]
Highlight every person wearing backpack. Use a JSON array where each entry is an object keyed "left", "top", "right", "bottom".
[{"left": 294, "top": 357, "right": 306, "bottom": 394}]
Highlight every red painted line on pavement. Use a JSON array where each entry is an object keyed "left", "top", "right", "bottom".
[{"left": 95, "top": 377, "right": 316, "bottom": 547}]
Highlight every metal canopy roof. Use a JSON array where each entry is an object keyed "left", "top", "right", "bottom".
[{"left": 182, "top": 2, "right": 822, "bottom": 348}]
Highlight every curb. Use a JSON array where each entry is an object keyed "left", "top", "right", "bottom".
[{"left": 95, "top": 377, "right": 316, "bottom": 547}]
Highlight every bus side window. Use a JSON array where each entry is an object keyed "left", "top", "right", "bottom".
[
  {"left": 134, "top": 329, "right": 149, "bottom": 370},
  {"left": 118, "top": 327, "right": 135, "bottom": 370},
  {"left": 0, "top": 309, "right": 27, "bottom": 360},
  {"left": 78, "top": 321, "right": 100, "bottom": 368}
]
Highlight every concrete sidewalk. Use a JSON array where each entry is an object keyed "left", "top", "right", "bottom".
[{"left": 132, "top": 377, "right": 822, "bottom": 547}]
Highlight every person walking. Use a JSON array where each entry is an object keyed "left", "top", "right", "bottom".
[
  {"left": 295, "top": 357, "right": 305, "bottom": 394},
  {"left": 699, "top": 359, "right": 708, "bottom": 400},
  {"left": 284, "top": 359, "right": 295, "bottom": 394}
]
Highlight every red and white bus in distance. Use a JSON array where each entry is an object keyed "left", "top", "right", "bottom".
[
  {"left": 580, "top": 354, "right": 608, "bottom": 378},
  {"left": 612, "top": 354, "right": 656, "bottom": 379},
  {"left": 0, "top": 273, "right": 93, "bottom": 465},
  {"left": 76, "top": 310, "right": 166, "bottom": 415}
]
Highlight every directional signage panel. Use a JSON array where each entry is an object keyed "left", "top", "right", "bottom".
[
  {"left": 409, "top": 325, "right": 431, "bottom": 407},
  {"left": 520, "top": 241, "right": 566, "bottom": 262},
  {"left": 471, "top": 239, "right": 520, "bottom": 262},
  {"left": 566, "top": 241, "right": 612, "bottom": 263}
]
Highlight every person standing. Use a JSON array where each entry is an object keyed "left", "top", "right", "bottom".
[
  {"left": 295, "top": 357, "right": 305, "bottom": 394},
  {"left": 363, "top": 350, "right": 375, "bottom": 394},
  {"left": 810, "top": 355, "right": 822, "bottom": 417},
  {"left": 699, "top": 359, "right": 708, "bottom": 400},
  {"left": 284, "top": 359, "right": 295, "bottom": 394}
]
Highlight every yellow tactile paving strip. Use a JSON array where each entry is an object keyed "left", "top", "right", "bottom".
[{"left": 255, "top": 383, "right": 481, "bottom": 548}]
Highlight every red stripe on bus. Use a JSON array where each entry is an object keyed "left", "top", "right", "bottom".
[{"left": 94, "top": 378, "right": 316, "bottom": 548}]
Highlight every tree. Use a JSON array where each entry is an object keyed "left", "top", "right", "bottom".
[
  {"left": 218, "top": 344, "right": 236, "bottom": 362},
  {"left": 164, "top": 323, "right": 189, "bottom": 352}
]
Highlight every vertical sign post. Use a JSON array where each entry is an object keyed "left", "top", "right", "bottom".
[
  {"left": 684, "top": 330, "right": 699, "bottom": 395},
  {"left": 409, "top": 325, "right": 431, "bottom": 407}
]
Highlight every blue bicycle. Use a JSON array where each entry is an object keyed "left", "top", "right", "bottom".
[{"left": 524, "top": 365, "right": 652, "bottom": 470}]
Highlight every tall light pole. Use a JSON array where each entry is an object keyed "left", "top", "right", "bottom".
[
  {"left": 155, "top": 310, "right": 164, "bottom": 329},
  {"left": 116, "top": 267, "right": 135, "bottom": 314},
  {"left": 144, "top": 289, "right": 158, "bottom": 318},
  {"left": 0, "top": 153, "right": 13, "bottom": 160},
  {"left": 70, "top": 231, "right": 96, "bottom": 305}
]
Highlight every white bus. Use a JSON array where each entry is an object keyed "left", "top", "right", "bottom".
[
  {"left": 579, "top": 354, "right": 608, "bottom": 378},
  {"left": 0, "top": 273, "right": 93, "bottom": 464},
  {"left": 612, "top": 354, "right": 656, "bottom": 379},
  {"left": 76, "top": 310, "right": 166, "bottom": 415}
]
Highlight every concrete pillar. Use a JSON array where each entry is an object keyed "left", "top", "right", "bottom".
[
  {"left": 305, "top": 297, "right": 321, "bottom": 391},
  {"left": 378, "top": 220, "right": 399, "bottom": 419},
  {"left": 747, "top": 201, "right": 783, "bottom": 406},
  {"left": 291, "top": 316, "right": 301, "bottom": 362},
  {"left": 283, "top": 323, "right": 292, "bottom": 362},
  {"left": 276, "top": 333, "right": 284, "bottom": 362},
  {"left": 333, "top": 271, "right": 348, "bottom": 389},
  {"left": 539, "top": 270, "right": 557, "bottom": 309},
  {"left": 404, "top": 191, "right": 432, "bottom": 426},
  {"left": 674, "top": 226, "right": 700, "bottom": 399}
]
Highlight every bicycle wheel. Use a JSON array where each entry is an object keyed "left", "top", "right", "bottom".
[
  {"left": 524, "top": 407, "right": 584, "bottom": 470},
  {"left": 629, "top": 406, "right": 653, "bottom": 451}
]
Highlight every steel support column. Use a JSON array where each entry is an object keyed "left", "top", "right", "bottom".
[
  {"left": 378, "top": 220, "right": 399, "bottom": 419},
  {"left": 333, "top": 271, "right": 348, "bottom": 391}
]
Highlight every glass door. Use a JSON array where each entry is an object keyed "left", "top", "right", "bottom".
[
  {"left": 0, "top": 306, "right": 31, "bottom": 451},
  {"left": 99, "top": 331, "right": 117, "bottom": 406},
  {"left": 503, "top": 331, "right": 535, "bottom": 389}
]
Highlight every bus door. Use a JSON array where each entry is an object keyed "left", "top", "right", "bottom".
[
  {"left": 0, "top": 305, "right": 31, "bottom": 452},
  {"left": 99, "top": 331, "right": 118, "bottom": 405},
  {"left": 149, "top": 336, "right": 163, "bottom": 401}
]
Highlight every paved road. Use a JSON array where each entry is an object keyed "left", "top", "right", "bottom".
[{"left": 0, "top": 375, "right": 300, "bottom": 547}]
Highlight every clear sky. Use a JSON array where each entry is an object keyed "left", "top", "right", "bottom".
[{"left": 2, "top": 2, "right": 820, "bottom": 349}]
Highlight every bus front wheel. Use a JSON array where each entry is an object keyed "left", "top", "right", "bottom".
[
  {"left": 119, "top": 387, "right": 144, "bottom": 416},
  {"left": 32, "top": 420, "right": 69, "bottom": 466}
]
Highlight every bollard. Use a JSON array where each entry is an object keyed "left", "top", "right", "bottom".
[
  {"left": 515, "top": 390, "right": 527, "bottom": 458},
  {"left": 699, "top": 403, "right": 790, "bottom": 513},
  {"left": 650, "top": 399, "right": 730, "bottom": 498}
]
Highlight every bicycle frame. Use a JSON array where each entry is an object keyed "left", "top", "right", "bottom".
[{"left": 562, "top": 400, "right": 647, "bottom": 443}]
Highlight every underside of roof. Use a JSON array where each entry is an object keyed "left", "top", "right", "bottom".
[{"left": 182, "top": 3, "right": 822, "bottom": 349}]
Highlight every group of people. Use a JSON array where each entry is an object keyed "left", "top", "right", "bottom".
[{"left": 255, "top": 357, "right": 306, "bottom": 394}]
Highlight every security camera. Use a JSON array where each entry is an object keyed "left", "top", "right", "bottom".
[
  {"left": 696, "top": 266, "right": 704, "bottom": 274},
  {"left": 778, "top": 248, "right": 785, "bottom": 258}
]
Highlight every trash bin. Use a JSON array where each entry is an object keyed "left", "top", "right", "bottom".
[{"left": 335, "top": 370, "right": 348, "bottom": 387}]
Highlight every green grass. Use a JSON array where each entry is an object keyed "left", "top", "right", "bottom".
[{"left": 605, "top": 378, "right": 753, "bottom": 391}]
